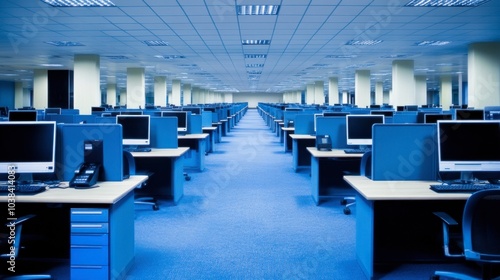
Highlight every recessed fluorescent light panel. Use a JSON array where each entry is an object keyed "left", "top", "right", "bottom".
[
  {"left": 405, "top": 0, "right": 490, "bottom": 6},
  {"left": 346, "top": 40, "right": 383, "bottom": 46},
  {"left": 325, "top": 55, "right": 358, "bottom": 58},
  {"left": 143, "top": 40, "right": 169, "bottom": 46},
  {"left": 237, "top": 5, "right": 280, "bottom": 15},
  {"left": 155, "top": 55, "right": 186, "bottom": 59},
  {"left": 41, "top": 0, "right": 115, "bottom": 7},
  {"left": 246, "top": 64, "right": 264, "bottom": 68},
  {"left": 242, "top": 40, "right": 271, "bottom": 45},
  {"left": 244, "top": 54, "right": 267, "bottom": 58},
  {"left": 44, "top": 41, "right": 84, "bottom": 46},
  {"left": 417, "top": 40, "right": 451, "bottom": 46}
]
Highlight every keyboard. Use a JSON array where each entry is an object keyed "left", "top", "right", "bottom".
[
  {"left": 430, "top": 183, "right": 500, "bottom": 193},
  {"left": 344, "top": 148, "right": 371, "bottom": 154},
  {"left": 0, "top": 182, "right": 49, "bottom": 194},
  {"left": 125, "top": 147, "right": 151, "bottom": 152}
]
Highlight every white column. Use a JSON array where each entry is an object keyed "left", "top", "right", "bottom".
[
  {"left": 440, "top": 74, "right": 453, "bottom": 109},
  {"left": 328, "top": 77, "right": 339, "bottom": 105},
  {"left": 375, "top": 82, "right": 383, "bottom": 105},
  {"left": 224, "top": 92, "right": 233, "bottom": 103},
  {"left": 415, "top": 75, "right": 427, "bottom": 106},
  {"left": 107, "top": 83, "right": 117, "bottom": 107},
  {"left": 392, "top": 60, "right": 415, "bottom": 106},
  {"left": 468, "top": 42, "right": 500, "bottom": 108},
  {"left": 154, "top": 76, "right": 167, "bottom": 107},
  {"left": 355, "top": 70, "right": 370, "bottom": 108},
  {"left": 74, "top": 54, "right": 100, "bottom": 114},
  {"left": 33, "top": 69, "right": 48, "bottom": 109},
  {"left": 305, "top": 84, "right": 314, "bottom": 104},
  {"left": 171, "top": 79, "right": 181, "bottom": 106},
  {"left": 119, "top": 89, "right": 127, "bottom": 106},
  {"left": 126, "top": 67, "right": 145, "bottom": 109},
  {"left": 14, "top": 82, "right": 24, "bottom": 109},
  {"left": 342, "top": 91, "right": 349, "bottom": 104},
  {"left": 314, "top": 81, "right": 324, "bottom": 105},
  {"left": 183, "top": 83, "right": 192, "bottom": 105}
]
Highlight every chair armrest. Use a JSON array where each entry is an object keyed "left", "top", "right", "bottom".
[
  {"left": 433, "top": 211, "right": 463, "bottom": 258},
  {"left": 433, "top": 211, "right": 459, "bottom": 226},
  {"left": 4, "top": 214, "right": 36, "bottom": 227}
]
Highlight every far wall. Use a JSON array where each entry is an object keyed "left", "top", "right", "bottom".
[{"left": 233, "top": 92, "right": 283, "bottom": 108}]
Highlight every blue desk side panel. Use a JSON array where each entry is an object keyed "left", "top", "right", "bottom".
[
  {"left": 294, "top": 114, "right": 315, "bottom": 134},
  {"left": 62, "top": 109, "right": 80, "bottom": 115},
  {"left": 188, "top": 114, "right": 203, "bottom": 134},
  {"left": 94, "top": 117, "right": 117, "bottom": 123},
  {"left": 44, "top": 114, "right": 75, "bottom": 123},
  {"left": 316, "top": 117, "right": 349, "bottom": 149},
  {"left": 371, "top": 124, "right": 438, "bottom": 181},
  {"left": 283, "top": 111, "right": 300, "bottom": 127},
  {"left": 150, "top": 117, "right": 178, "bottom": 148},
  {"left": 201, "top": 112, "right": 213, "bottom": 127},
  {"left": 73, "top": 114, "right": 97, "bottom": 124},
  {"left": 56, "top": 123, "right": 124, "bottom": 181},
  {"left": 392, "top": 113, "right": 418, "bottom": 123}
]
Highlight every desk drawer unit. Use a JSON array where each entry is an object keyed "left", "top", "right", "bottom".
[{"left": 70, "top": 208, "right": 109, "bottom": 280}]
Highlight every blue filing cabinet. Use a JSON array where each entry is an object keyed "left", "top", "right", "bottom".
[{"left": 70, "top": 208, "right": 110, "bottom": 279}]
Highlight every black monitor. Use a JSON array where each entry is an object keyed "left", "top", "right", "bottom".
[
  {"left": 120, "top": 111, "right": 143, "bottom": 115},
  {"left": 182, "top": 107, "right": 202, "bottom": 115},
  {"left": 424, "top": 113, "right": 452, "bottom": 123},
  {"left": 346, "top": 115, "right": 385, "bottom": 147},
  {"left": 370, "top": 110, "right": 394, "bottom": 117},
  {"left": 0, "top": 106, "right": 9, "bottom": 117},
  {"left": 45, "top": 108, "right": 62, "bottom": 115},
  {"left": 116, "top": 115, "right": 150, "bottom": 146},
  {"left": 396, "top": 106, "right": 405, "bottom": 112},
  {"left": 369, "top": 105, "right": 381, "bottom": 109},
  {"left": 161, "top": 111, "right": 188, "bottom": 133},
  {"left": 455, "top": 109, "right": 484, "bottom": 120},
  {"left": 8, "top": 110, "right": 37, "bottom": 121},
  {"left": 437, "top": 120, "right": 500, "bottom": 182},
  {"left": 323, "top": 112, "right": 350, "bottom": 117},
  {"left": 404, "top": 105, "right": 418, "bottom": 111},
  {"left": 0, "top": 121, "right": 56, "bottom": 176}
]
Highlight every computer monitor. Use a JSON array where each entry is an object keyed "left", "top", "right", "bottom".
[
  {"left": 45, "top": 107, "right": 61, "bottom": 115},
  {"left": 116, "top": 115, "right": 150, "bottom": 146},
  {"left": 0, "top": 106, "right": 9, "bottom": 117},
  {"left": 91, "top": 106, "right": 106, "bottom": 114},
  {"left": 120, "top": 110, "right": 143, "bottom": 115},
  {"left": 437, "top": 120, "right": 500, "bottom": 182},
  {"left": 8, "top": 110, "right": 37, "bottom": 121},
  {"left": 0, "top": 121, "right": 56, "bottom": 175},
  {"left": 345, "top": 114, "right": 385, "bottom": 147},
  {"left": 455, "top": 109, "right": 484, "bottom": 120},
  {"left": 424, "top": 113, "right": 452, "bottom": 123},
  {"left": 323, "top": 112, "right": 350, "bottom": 117},
  {"left": 182, "top": 107, "right": 202, "bottom": 115},
  {"left": 161, "top": 111, "right": 188, "bottom": 132},
  {"left": 370, "top": 110, "right": 394, "bottom": 117}
]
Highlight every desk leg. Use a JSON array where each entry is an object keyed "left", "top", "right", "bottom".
[
  {"left": 310, "top": 156, "right": 320, "bottom": 205},
  {"left": 356, "top": 193, "right": 375, "bottom": 279}
]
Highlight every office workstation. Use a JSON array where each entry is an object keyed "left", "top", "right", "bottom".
[{"left": 2, "top": 1, "right": 500, "bottom": 279}]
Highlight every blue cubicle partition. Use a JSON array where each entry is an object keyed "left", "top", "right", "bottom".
[
  {"left": 201, "top": 111, "right": 213, "bottom": 127},
  {"left": 56, "top": 123, "right": 124, "bottom": 181},
  {"left": 95, "top": 116, "right": 116, "bottom": 123},
  {"left": 44, "top": 114, "right": 75, "bottom": 123},
  {"left": 392, "top": 112, "right": 418, "bottom": 123},
  {"left": 61, "top": 109, "right": 80, "bottom": 115},
  {"left": 371, "top": 124, "right": 438, "bottom": 181},
  {"left": 188, "top": 114, "right": 203, "bottom": 134},
  {"left": 73, "top": 114, "right": 97, "bottom": 124},
  {"left": 283, "top": 111, "right": 300, "bottom": 127},
  {"left": 294, "top": 114, "right": 315, "bottom": 134},
  {"left": 150, "top": 117, "right": 178, "bottom": 148},
  {"left": 316, "top": 116, "right": 349, "bottom": 149}
]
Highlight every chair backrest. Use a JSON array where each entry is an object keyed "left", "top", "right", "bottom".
[
  {"left": 462, "top": 189, "right": 500, "bottom": 262},
  {"left": 360, "top": 151, "right": 372, "bottom": 179}
]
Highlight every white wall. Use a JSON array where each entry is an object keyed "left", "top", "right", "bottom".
[{"left": 233, "top": 92, "right": 283, "bottom": 108}]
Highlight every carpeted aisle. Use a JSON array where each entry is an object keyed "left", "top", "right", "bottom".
[{"left": 128, "top": 108, "right": 364, "bottom": 279}]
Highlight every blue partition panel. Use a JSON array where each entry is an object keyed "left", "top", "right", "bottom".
[
  {"left": 62, "top": 109, "right": 80, "bottom": 115},
  {"left": 56, "top": 123, "right": 123, "bottom": 181},
  {"left": 316, "top": 116, "right": 349, "bottom": 149},
  {"left": 294, "top": 114, "right": 315, "bottom": 134},
  {"left": 45, "top": 114, "right": 75, "bottom": 123},
  {"left": 283, "top": 111, "right": 300, "bottom": 127},
  {"left": 392, "top": 112, "right": 418, "bottom": 123},
  {"left": 95, "top": 116, "right": 116, "bottom": 123},
  {"left": 371, "top": 124, "right": 438, "bottom": 181},
  {"left": 73, "top": 114, "right": 97, "bottom": 124},
  {"left": 150, "top": 117, "right": 178, "bottom": 148},
  {"left": 188, "top": 114, "right": 203, "bottom": 134},
  {"left": 201, "top": 111, "right": 213, "bottom": 127}
]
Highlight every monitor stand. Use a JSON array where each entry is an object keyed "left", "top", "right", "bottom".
[
  {"left": 17, "top": 173, "right": 34, "bottom": 183},
  {"left": 459, "top": 171, "right": 475, "bottom": 183}
]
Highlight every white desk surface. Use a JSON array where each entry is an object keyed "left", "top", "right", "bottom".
[
  {"left": 282, "top": 127, "right": 294, "bottom": 132},
  {"left": 202, "top": 126, "right": 217, "bottom": 131},
  {"left": 289, "top": 134, "right": 315, "bottom": 140},
  {"left": 131, "top": 147, "right": 189, "bottom": 158},
  {"left": 343, "top": 175, "right": 470, "bottom": 201},
  {"left": 307, "top": 147, "right": 364, "bottom": 158},
  {"left": 178, "top": 133, "right": 209, "bottom": 140},
  {"left": 0, "top": 175, "right": 148, "bottom": 204}
]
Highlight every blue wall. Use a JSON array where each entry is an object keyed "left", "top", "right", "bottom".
[{"left": 0, "top": 81, "right": 15, "bottom": 109}]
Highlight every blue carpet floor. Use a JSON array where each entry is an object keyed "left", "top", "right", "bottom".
[{"left": 127, "top": 109, "right": 475, "bottom": 280}]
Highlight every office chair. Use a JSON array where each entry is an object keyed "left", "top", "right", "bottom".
[
  {"left": 432, "top": 189, "right": 500, "bottom": 280},
  {"left": 123, "top": 151, "right": 159, "bottom": 211},
  {"left": 342, "top": 151, "right": 371, "bottom": 215},
  {"left": 1, "top": 215, "right": 52, "bottom": 280}
]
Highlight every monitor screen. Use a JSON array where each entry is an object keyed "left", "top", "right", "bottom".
[
  {"left": 116, "top": 115, "right": 150, "bottom": 146},
  {"left": 8, "top": 110, "right": 38, "bottom": 121},
  {"left": 455, "top": 109, "right": 484, "bottom": 120},
  {"left": 0, "top": 121, "right": 56, "bottom": 174},
  {"left": 346, "top": 115, "right": 385, "bottom": 146},
  {"left": 424, "top": 113, "right": 452, "bottom": 123},
  {"left": 120, "top": 111, "right": 143, "bottom": 115},
  {"left": 437, "top": 121, "right": 500, "bottom": 180},
  {"left": 323, "top": 112, "right": 350, "bottom": 117},
  {"left": 45, "top": 108, "right": 61, "bottom": 115},
  {"left": 161, "top": 111, "right": 188, "bottom": 132},
  {"left": 370, "top": 110, "right": 394, "bottom": 117}
]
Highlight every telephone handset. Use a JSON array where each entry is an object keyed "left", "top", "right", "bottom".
[{"left": 69, "top": 163, "right": 101, "bottom": 188}]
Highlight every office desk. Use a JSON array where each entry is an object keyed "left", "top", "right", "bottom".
[
  {"left": 0, "top": 176, "right": 148, "bottom": 280},
  {"left": 131, "top": 148, "right": 188, "bottom": 204},
  {"left": 202, "top": 126, "right": 217, "bottom": 153},
  {"left": 289, "top": 134, "right": 315, "bottom": 171},
  {"left": 282, "top": 127, "right": 294, "bottom": 152},
  {"left": 220, "top": 119, "right": 228, "bottom": 136},
  {"left": 307, "top": 147, "right": 363, "bottom": 205},
  {"left": 178, "top": 134, "right": 208, "bottom": 171},
  {"left": 343, "top": 176, "right": 469, "bottom": 279}
]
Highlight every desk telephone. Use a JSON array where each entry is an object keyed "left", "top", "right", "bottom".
[{"left": 70, "top": 163, "right": 101, "bottom": 188}]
